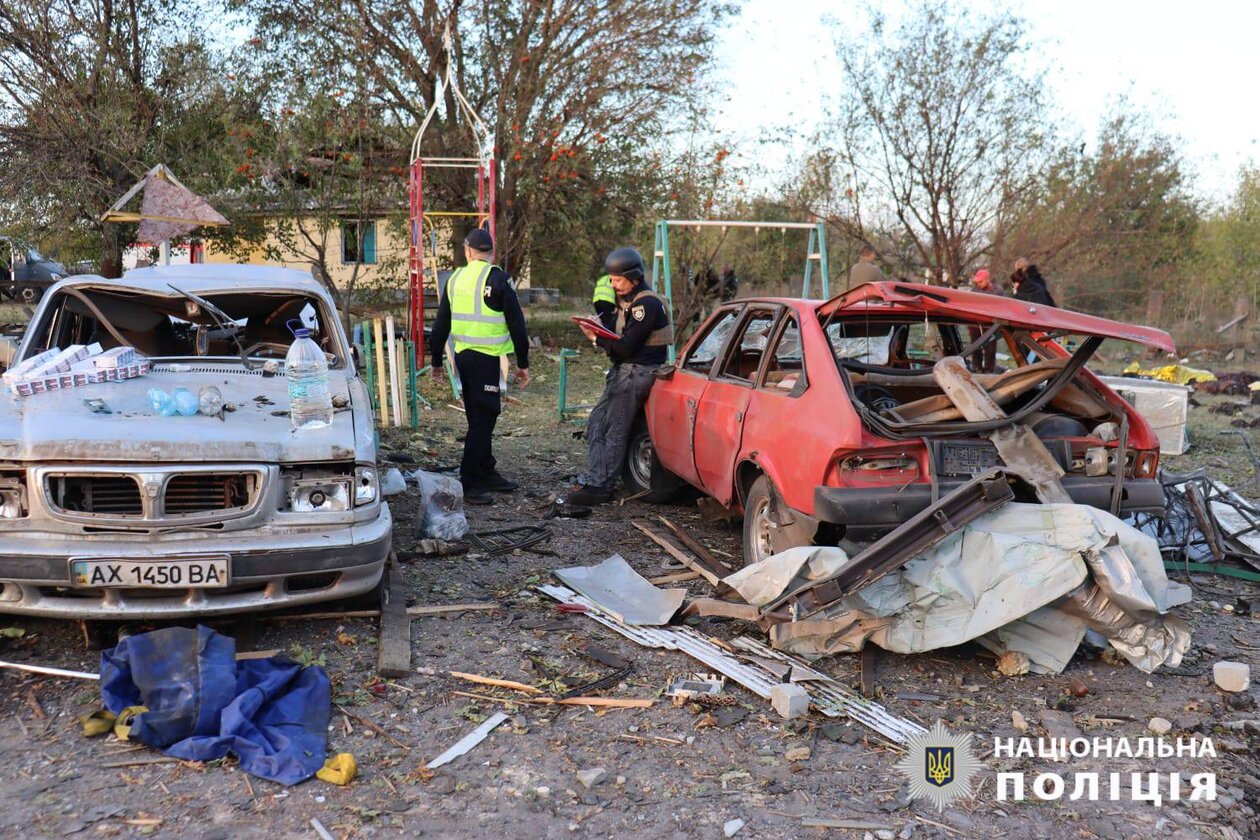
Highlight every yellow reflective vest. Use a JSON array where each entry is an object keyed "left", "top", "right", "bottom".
[
  {"left": 592, "top": 273, "right": 615, "bottom": 306},
  {"left": 448, "top": 260, "right": 512, "bottom": 357}
]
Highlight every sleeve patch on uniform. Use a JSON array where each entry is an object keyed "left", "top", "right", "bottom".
[{"left": 632, "top": 305, "right": 645, "bottom": 321}]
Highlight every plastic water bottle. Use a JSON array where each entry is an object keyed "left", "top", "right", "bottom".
[{"left": 285, "top": 327, "right": 332, "bottom": 430}]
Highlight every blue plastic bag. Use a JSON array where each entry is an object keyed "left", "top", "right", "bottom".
[{"left": 100, "top": 625, "right": 330, "bottom": 786}]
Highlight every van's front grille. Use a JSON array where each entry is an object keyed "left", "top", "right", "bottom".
[
  {"left": 163, "top": 473, "right": 253, "bottom": 515},
  {"left": 40, "top": 466, "right": 268, "bottom": 526},
  {"left": 47, "top": 475, "right": 144, "bottom": 517}
]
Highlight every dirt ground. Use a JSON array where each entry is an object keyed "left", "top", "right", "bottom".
[{"left": 0, "top": 339, "right": 1258, "bottom": 840}]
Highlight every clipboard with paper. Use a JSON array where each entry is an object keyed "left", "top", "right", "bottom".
[{"left": 569, "top": 315, "right": 620, "bottom": 342}]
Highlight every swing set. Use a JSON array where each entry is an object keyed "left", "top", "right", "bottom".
[{"left": 650, "top": 218, "right": 831, "bottom": 361}]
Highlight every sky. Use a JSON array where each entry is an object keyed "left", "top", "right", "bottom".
[{"left": 710, "top": 0, "right": 1259, "bottom": 203}]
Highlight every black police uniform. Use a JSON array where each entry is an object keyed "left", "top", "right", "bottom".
[
  {"left": 579, "top": 279, "right": 671, "bottom": 496},
  {"left": 430, "top": 265, "right": 530, "bottom": 496}
]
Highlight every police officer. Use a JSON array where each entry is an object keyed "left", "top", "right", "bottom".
[
  {"left": 592, "top": 272, "right": 616, "bottom": 331},
  {"left": 430, "top": 229, "right": 530, "bottom": 505},
  {"left": 568, "top": 247, "right": 672, "bottom": 506}
]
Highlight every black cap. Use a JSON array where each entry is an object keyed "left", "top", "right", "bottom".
[
  {"left": 604, "top": 246, "right": 645, "bottom": 281},
  {"left": 465, "top": 228, "right": 493, "bottom": 252}
]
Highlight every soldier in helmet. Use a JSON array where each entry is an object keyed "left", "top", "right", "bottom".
[{"left": 568, "top": 246, "right": 673, "bottom": 506}]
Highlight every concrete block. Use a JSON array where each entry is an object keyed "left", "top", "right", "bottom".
[
  {"left": 771, "top": 683, "right": 809, "bottom": 719},
  {"left": 1214, "top": 661, "right": 1251, "bottom": 693}
]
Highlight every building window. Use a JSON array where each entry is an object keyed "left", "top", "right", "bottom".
[{"left": 341, "top": 220, "right": 377, "bottom": 265}]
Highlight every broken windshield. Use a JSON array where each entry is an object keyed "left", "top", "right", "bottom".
[{"left": 22, "top": 285, "right": 342, "bottom": 366}]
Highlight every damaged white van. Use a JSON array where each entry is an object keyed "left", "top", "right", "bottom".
[{"left": 0, "top": 265, "right": 390, "bottom": 619}]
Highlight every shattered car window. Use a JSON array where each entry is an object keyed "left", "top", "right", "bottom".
[
  {"left": 24, "top": 286, "right": 343, "bottom": 365},
  {"left": 826, "top": 322, "right": 893, "bottom": 364},
  {"left": 682, "top": 308, "right": 740, "bottom": 373}
]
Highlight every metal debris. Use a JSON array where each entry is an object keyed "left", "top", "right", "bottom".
[
  {"left": 467, "top": 525, "right": 552, "bottom": 556},
  {"left": 554, "top": 554, "right": 686, "bottom": 626},
  {"left": 425, "top": 712, "right": 509, "bottom": 769},
  {"left": 537, "top": 584, "right": 925, "bottom": 744}
]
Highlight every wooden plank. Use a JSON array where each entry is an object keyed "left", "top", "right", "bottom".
[
  {"left": 448, "top": 671, "right": 543, "bottom": 695},
  {"left": 408, "top": 603, "right": 500, "bottom": 616},
  {"left": 385, "top": 314, "right": 402, "bottom": 427},
  {"left": 259, "top": 603, "right": 500, "bottom": 623},
  {"left": 647, "top": 570, "right": 702, "bottom": 585},
  {"left": 657, "top": 515, "right": 733, "bottom": 575},
  {"left": 933, "top": 356, "right": 1071, "bottom": 504},
  {"left": 630, "top": 519, "right": 723, "bottom": 586},
  {"left": 376, "top": 553, "right": 412, "bottom": 678},
  {"left": 551, "top": 697, "right": 654, "bottom": 708},
  {"left": 860, "top": 645, "right": 878, "bottom": 698},
  {"left": 373, "top": 318, "right": 388, "bottom": 427}
]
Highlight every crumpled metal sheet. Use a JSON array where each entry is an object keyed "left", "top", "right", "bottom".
[
  {"left": 554, "top": 554, "right": 685, "bottom": 626},
  {"left": 724, "top": 545, "right": 850, "bottom": 607},
  {"left": 536, "top": 583, "right": 926, "bottom": 744},
  {"left": 976, "top": 605, "right": 1087, "bottom": 675},
  {"left": 732, "top": 503, "right": 1192, "bottom": 674}
]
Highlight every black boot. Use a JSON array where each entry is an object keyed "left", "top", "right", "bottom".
[
  {"left": 462, "top": 483, "right": 494, "bottom": 505},
  {"left": 482, "top": 471, "right": 519, "bottom": 493},
  {"left": 565, "top": 486, "right": 613, "bottom": 506}
]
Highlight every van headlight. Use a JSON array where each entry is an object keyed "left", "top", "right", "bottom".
[
  {"left": 288, "top": 479, "right": 351, "bottom": 512},
  {"left": 0, "top": 478, "right": 26, "bottom": 518},
  {"left": 354, "top": 466, "right": 377, "bottom": 506}
]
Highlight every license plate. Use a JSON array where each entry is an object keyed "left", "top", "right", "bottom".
[
  {"left": 938, "top": 441, "right": 1000, "bottom": 476},
  {"left": 70, "top": 556, "right": 230, "bottom": 589}
]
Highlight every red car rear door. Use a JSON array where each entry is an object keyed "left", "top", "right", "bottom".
[{"left": 693, "top": 307, "right": 781, "bottom": 505}]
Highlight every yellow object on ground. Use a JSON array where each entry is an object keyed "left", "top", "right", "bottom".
[
  {"left": 80, "top": 709, "right": 117, "bottom": 737},
  {"left": 113, "top": 705, "right": 148, "bottom": 741},
  {"left": 1122, "top": 362, "right": 1216, "bottom": 385},
  {"left": 316, "top": 752, "right": 358, "bottom": 785}
]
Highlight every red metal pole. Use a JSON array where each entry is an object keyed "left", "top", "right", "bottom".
[{"left": 408, "top": 159, "right": 426, "bottom": 364}]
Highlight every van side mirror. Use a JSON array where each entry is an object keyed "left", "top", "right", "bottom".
[{"left": 350, "top": 344, "right": 366, "bottom": 373}]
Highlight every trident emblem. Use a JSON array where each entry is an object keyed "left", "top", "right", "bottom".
[{"left": 925, "top": 746, "right": 954, "bottom": 787}]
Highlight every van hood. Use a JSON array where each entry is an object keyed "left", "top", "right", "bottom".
[
  {"left": 0, "top": 366, "right": 358, "bottom": 463},
  {"left": 821, "top": 282, "right": 1176, "bottom": 354}
]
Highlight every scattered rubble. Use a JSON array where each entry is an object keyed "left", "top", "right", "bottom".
[
  {"left": 1214, "top": 661, "right": 1251, "bottom": 692},
  {"left": 770, "top": 683, "right": 809, "bottom": 719}
]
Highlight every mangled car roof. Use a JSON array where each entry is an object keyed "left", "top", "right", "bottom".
[{"left": 821, "top": 281, "right": 1176, "bottom": 353}]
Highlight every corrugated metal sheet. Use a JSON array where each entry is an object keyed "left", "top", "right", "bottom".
[{"left": 537, "top": 584, "right": 925, "bottom": 744}]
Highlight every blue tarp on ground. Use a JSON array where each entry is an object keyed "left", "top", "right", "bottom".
[{"left": 100, "top": 625, "right": 330, "bottom": 786}]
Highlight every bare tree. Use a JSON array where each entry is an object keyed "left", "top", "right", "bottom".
[
  {"left": 238, "top": 0, "right": 731, "bottom": 277},
  {"left": 814, "top": 2, "right": 1051, "bottom": 285},
  {"left": 0, "top": 1, "right": 243, "bottom": 274}
]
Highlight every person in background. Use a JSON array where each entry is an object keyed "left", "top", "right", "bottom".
[
  {"left": 719, "top": 265, "right": 738, "bottom": 301},
  {"left": 847, "top": 246, "right": 886, "bottom": 289},
  {"left": 968, "top": 268, "right": 1003, "bottom": 372},
  {"left": 429, "top": 229, "right": 530, "bottom": 505},
  {"left": 1010, "top": 257, "right": 1057, "bottom": 307},
  {"left": 592, "top": 272, "right": 616, "bottom": 331}
]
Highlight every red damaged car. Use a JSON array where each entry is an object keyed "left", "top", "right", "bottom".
[{"left": 642, "top": 281, "right": 1175, "bottom": 565}]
